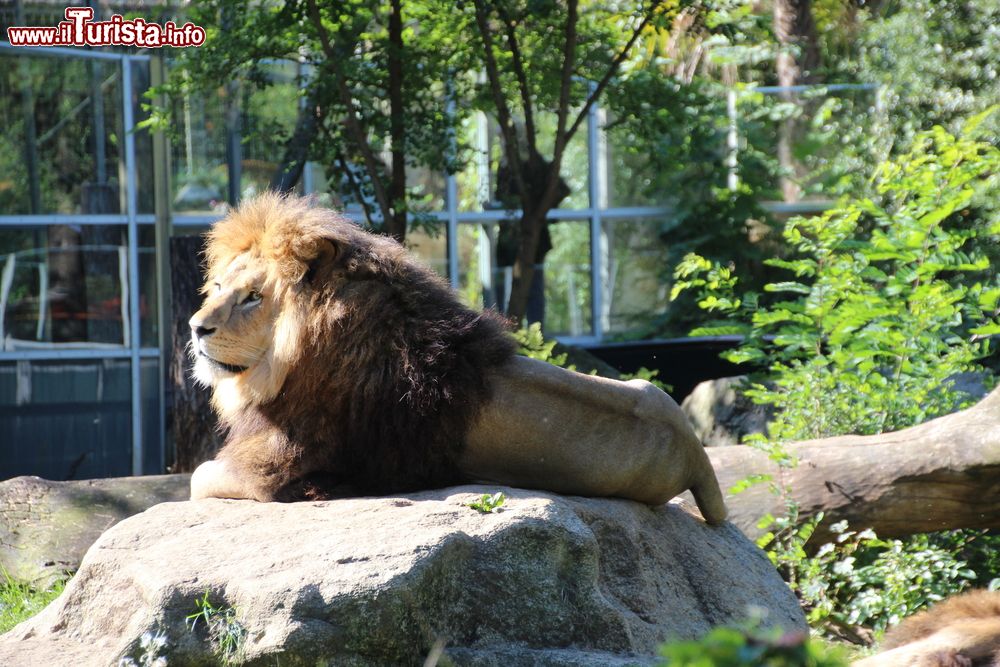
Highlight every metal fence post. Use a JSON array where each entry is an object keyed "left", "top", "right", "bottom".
[
  {"left": 587, "top": 82, "right": 606, "bottom": 339},
  {"left": 122, "top": 54, "right": 143, "bottom": 476}
]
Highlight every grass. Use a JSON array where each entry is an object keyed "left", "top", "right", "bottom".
[
  {"left": 187, "top": 590, "right": 246, "bottom": 665},
  {"left": 0, "top": 569, "right": 67, "bottom": 634}
]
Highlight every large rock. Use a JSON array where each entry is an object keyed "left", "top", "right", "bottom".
[
  {"left": 0, "top": 474, "right": 190, "bottom": 584},
  {"left": 0, "top": 486, "right": 805, "bottom": 666},
  {"left": 681, "top": 376, "right": 771, "bottom": 447}
]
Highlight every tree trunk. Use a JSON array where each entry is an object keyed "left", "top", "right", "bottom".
[
  {"left": 705, "top": 386, "right": 1000, "bottom": 544},
  {"left": 168, "top": 235, "right": 221, "bottom": 472},
  {"left": 383, "top": 0, "right": 408, "bottom": 244},
  {"left": 773, "top": 0, "right": 821, "bottom": 202},
  {"left": 506, "top": 209, "right": 546, "bottom": 325}
]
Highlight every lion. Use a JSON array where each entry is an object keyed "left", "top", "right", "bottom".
[
  {"left": 854, "top": 590, "right": 1000, "bottom": 667},
  {"left": 188, "top": 192, "right": 727, "bottom": 524}
]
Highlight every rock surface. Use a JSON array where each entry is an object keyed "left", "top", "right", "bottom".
[
  {"left": 0, "top": 474, "right": 190, "bottom": 583},
  {"left": 680, "top": 376, "right": 771, "bottom": 447},
  {"left": 0, "top": 486, "right": 805, "bottom": 666}
]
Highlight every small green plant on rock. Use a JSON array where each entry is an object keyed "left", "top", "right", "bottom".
[
  {"left": 187, "top": 590, "right": 247, "bottom": 665},
  {"left": 465, "top": 492, "right": 506, "bottom": 514}
]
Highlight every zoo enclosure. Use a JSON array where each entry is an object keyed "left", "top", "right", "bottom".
[{"left": 0, "top": 37, "right": 877, "bottom": 481}]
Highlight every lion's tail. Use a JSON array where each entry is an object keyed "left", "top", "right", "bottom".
[{"left": 691, "top": 454, "right": 728, "bottom": 525}]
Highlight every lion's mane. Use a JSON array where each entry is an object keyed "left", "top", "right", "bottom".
[{"left": 204, "top": 193, "right": 515, "bottom": 497}]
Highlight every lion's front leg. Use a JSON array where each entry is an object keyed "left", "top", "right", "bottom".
[{"left": 190, "top": 429, "right": 307, "bottom": 502}]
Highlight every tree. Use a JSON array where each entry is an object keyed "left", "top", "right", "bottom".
[
  {"left": 465, "top": 0, "right": 675, "bottom": 323},
  {"left": 161, "top": 0, "right": 464, "bottom": 243},
  {"left": 773, "top": 0, "right": 821, "bottom": 202}
]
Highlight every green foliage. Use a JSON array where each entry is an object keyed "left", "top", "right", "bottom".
[
  {"left": 513, "top": 322, "right": 572, "bottom": 369},
  {"left": 0, "top": 569, "right": 66, "bottom": 634},
  {"left": 187, "top": 591, "right": 246, "bottom": 666},
  {"left": 465, "top": 491, "right": 506, "bottom": 514},
  {"left": 678, "top": 118, "right": 999, "bottom": 641},
  {"left": 760, "top": 516, "right": 977, "bottom": 639},
  {"left": 675, "top": 119, "right": 999, "bottom": 441},
  {"left": 657, "top": 613, "right": 848, "bottom": 666},
  {"left": 514, "top": 323, "right": 668, "bottom": 389},
  {"left": 620, "top": 366, "right": 670, "bottom": 393},
  {"left": 850, "top": 1, "right": 1000, "bottom": 150}
]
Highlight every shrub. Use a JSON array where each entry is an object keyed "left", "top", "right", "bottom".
[
  {"left": 673, "top": 114, "right": 999, "bottom": 442},
  {"left": 673, "top": 116, "right": 999, "bottom": 640}
]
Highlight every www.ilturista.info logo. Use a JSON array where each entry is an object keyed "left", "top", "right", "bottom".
[{"left": 7, "top": 7, "right": 206, "bottom": 48}]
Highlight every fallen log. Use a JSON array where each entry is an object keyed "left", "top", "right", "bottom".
[{"left": 705, "top": 385, "right": 1000, "bottom": 544}]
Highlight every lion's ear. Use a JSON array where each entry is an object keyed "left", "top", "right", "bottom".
[{"left": 303, "top": 238, "right": 339, "bottom": 285}]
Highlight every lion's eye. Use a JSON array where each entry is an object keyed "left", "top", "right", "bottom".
[
  {"left": 242, "top": 290, "right": 263, "bottom": 306},
  {"left": 213, "top": 282, "right": 222, "bottom": 293}
]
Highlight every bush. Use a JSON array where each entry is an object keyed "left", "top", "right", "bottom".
[
  {"left": 674, "top": 115, "right": 999, "bottom": 442},
  {"left": 673, "top": 116, "right": 1000, "bottom": 641}
]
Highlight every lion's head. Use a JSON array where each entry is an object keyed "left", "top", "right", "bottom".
[{"left": 190, "top": 193, "right": 401, "bottom": 416}]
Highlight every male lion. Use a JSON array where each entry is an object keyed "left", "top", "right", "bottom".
[{"left": 189, "top": 193, "right": 727, "bottom": 524}]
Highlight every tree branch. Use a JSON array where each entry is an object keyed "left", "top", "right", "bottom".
[
  {"left": 564, "top": 3, "right": 662, "bottom": 143},
  {"left": 386, "top": 0, "right": 408, "bottom": 241},
  {"left": 269, "top": 94, "right": 321, "bottom": 193},
  {"left": 306, "top": 0, "right": 394, "bottom": 227},
  {"left": 471, "top": 0, "right": 527, "bottom": 201},
  {"left": 552, "top": 0, "right": 578, "bottom": 166},
  {"left": 333, "top": 143, "right": 376, "bottom": 228},
  {"left": 496, "top": 5, "right": 536, "bottom": 150}
]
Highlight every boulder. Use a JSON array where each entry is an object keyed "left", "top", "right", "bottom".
[
  {"left": 0, "top": 486, "right": 804, "bottom": 666},
  {"left": 0, "top": 474, "right": 190, "bottom": 584},
  {"left": 680, "top": 376, "right": 771, "bottom": 447}
]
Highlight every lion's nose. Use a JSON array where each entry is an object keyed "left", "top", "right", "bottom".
[{"left": 190, "top": 321, "right": 216, "bottom": 339}]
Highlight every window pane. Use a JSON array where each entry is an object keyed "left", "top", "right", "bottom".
[
  {"left": 140, "top": 357, "right": 162, "bottom": 474},
  {"left": 139, "top": 225, "right": 158, "bottom": 347},
  {"left": 541, "top": 220, "right": 592, "bottom": 336},
  {"left": 169, "top": 69, "right": 229, "bottom": 214},
  {"left": 0, "top": 226, "right": 129, "bottom": 348},
  {"left": 605, "top": 118, "right": 670, "bottom": 208},
  {"left": 241, "top": 62, "right": 300, "bottom": 200},
  {"left": 130, "top": 58, "right": 156, "bottom": 215},
  {"left": 0, "top": 359, "right": 132, "bottom": 480},
  {"left": 456, "top": 223, "right": 498, "bottom": 311},
  {"left": 405, "top": 222, "right": 448, "bottom": 278},
  {"left": 0, "top": 53, "right": 124, "bottom": 215},
  {"left": 601, "top": 218, "right": 670, "bottom": 336}
]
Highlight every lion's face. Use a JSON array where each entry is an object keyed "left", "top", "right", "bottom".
[
  {"left": 189, "top": 256, "right": 277, "bottom": 386},
  {"left": 189, "top": 193, "right": 359, "bottom": 417}
]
